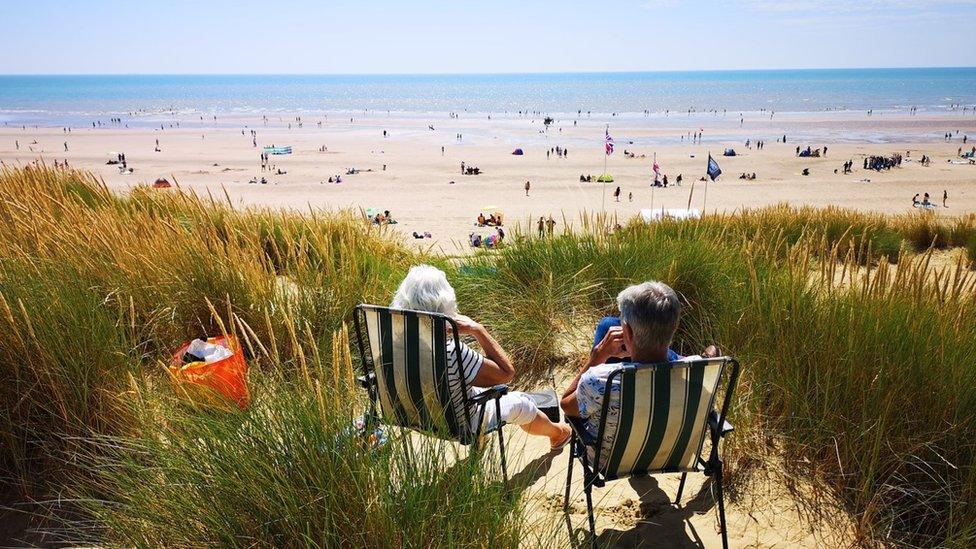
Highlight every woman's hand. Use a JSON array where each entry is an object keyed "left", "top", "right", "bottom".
[{"left": 452, "top": 314, "right": 483, "bottom": 336}]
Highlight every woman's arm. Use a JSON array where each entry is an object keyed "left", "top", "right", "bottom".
[{"left": 454, "top": 314, "right": 515, "bottom": 385}]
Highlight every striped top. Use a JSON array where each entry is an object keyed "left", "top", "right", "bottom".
[
  {"left": 445, "top": 340, "right": 484, "bottom": 430},
  {"left": 577, "top": 356, "right": 722, "bottom": 477}
]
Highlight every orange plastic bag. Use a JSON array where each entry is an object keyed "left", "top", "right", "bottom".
[{"left": 168, "top": 335, "right": 250, "bottom": 410}]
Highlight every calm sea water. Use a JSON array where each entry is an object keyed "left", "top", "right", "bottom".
[{"left": 1, "top": 68, "right": 975, "bottom": 126}]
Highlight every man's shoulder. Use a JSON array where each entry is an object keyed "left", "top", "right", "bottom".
[{"left": 581, "top": 362, "right": 634, "bottom": 385}]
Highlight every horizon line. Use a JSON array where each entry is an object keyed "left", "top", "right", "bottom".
[{"left": 2, "top": 65, "right": 975, "bottom": 77}]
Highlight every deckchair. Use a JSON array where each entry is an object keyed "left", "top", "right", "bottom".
[
  {"left": 563, "top": 357, "right": 741, "bottom": 548},
  {"left": 353, "top": 304, "right": 511, "bottom": 480}
]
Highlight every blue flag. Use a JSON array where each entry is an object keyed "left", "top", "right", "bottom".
[{"left": 706, "top": 154, "right": 722, "bottom": 181}]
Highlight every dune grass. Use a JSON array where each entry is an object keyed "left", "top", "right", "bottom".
[
  {"left": 2, "top": 165, "right": 976, "bottom": 546},
  {"left": 456, "top": 211, "right": 976, "bottom": 547}
]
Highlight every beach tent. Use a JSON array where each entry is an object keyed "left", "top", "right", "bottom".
[
  {"left": 596, "top": 174, "right": 614, "bottom": 183},
  {"left": 723, "top": 149, "right": 737, "bottom": 157},
  {"left": 152, "top": 178, "right": 172, "bottom": 189},
  {"left": 639, "top": 208, "right": 702, "bottom": 223},
  {"left": 511, "top": 148, "right": 524, "bottom": 155}
]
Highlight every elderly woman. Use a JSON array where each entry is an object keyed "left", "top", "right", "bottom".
[{"left": 392, "top": 265, "right": 571, "bottom": 450}]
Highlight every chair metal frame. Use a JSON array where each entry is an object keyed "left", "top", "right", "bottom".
[
  {"left": 563, "top": 357, "right": 741, "bottom": 548},
  {"left": 353, "top": 304, "right": 510, "bottom": 480}
]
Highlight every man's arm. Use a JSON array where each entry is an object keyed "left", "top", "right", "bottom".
[{"left": 561, "top": 327, "right": 625, "bottom": 417}]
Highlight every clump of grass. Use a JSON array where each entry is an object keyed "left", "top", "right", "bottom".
[{"left": 63, "top": 322, "right": 538, "bottom": 548}]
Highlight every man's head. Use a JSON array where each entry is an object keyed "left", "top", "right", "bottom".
[{"left": 617, "top": 281, "right": 681, "bottom": 359}]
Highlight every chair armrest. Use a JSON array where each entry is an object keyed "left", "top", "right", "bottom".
[
  {"left": 356, "top": 372, "right": 376, "bottom": 389},
  {"left": 708, "top": 409, "right": 734, "bottom": 438},
  {"left": 470, "top": 384, "right": 509, "bottom": 404}
]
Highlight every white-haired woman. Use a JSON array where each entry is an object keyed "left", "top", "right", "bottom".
[{"left": 392, "top": 265, "right": 572, "bottom": 450}]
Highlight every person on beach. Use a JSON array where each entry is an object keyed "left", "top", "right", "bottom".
[
  {"left": 392, "top": 265, "right": 572, "bottom": 449},
  {"left": 559, "top": 281, "right": 719, "bottom": 459},
  {"left": 525, "top": 180, "right": 531, "bottom": 196},
  {"left": 614, "top": 186, "right": 621, "bottom": 202},
  {"left": 538, "top": 217, "right": 545, "bottom": 237},
  {"left": 546, "top": 215, "right": 556, "bottom": 236},
  {"left": 943, "top": 190, "right": 948, "bottom": 208}
]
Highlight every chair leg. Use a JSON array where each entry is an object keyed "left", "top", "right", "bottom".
[
  {"left": 584, "top": 479, "right": 596, "bottom": 544},
  {"left": 564, "top": 436, "right": 575, "bottom": 510},
  {"left": 715, "top": 459, "right": 729, "bottom": 549},
  {"left": 675, "top": 471, "right": 687, "bottom": 504},
  {"left": 497, "top": 427, "right": 508, "bottom": 483}
]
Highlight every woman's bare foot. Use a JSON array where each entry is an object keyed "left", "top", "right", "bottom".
[{"left": 550, "top": 423, "right": 572, "bottom": 450}]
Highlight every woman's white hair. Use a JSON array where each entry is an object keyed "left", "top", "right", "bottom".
[{"left": 391, "top": 265, "right": 458, "bottom": 315}]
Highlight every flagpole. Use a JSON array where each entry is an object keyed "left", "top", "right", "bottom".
[
  {"left": 650, "top": 151, "right": 656, "bottom": 212},
  {"left": 703, "top": 150, "right": 710, "bottom": 213},
  {"left": 602, "top": 124, "right": 608, "bottom": 213}
]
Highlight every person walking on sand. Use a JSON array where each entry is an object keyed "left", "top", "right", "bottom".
[
  {"left": 614, "top": 186, "right": 621, "bottom": 202},
  {"left": 944, "top": 190, "right": 948, "bottom": 208},
  {"left": 461, "top": 161, "right": 465, "bottom": 175},
  {"left": 538, "top": 216, "right": 545, "bottom": 238},
  {"left": 546, "top": 215, "right": 556, "bottom": 236},
  {"left": 525, "top": 180, "right": 531, "bottom": 196},
  {"left": 628, "top": 191, "right": 633, "bottom": 202}
]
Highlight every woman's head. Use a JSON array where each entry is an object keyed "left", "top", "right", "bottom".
[{"left": 391, "top": 265, "right": 458, "bottom": 315}]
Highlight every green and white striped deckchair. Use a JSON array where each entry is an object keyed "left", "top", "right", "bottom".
[
  {"left": 564, "top": 357, "right": 741, "bottom": 548},
  {"left": 353, "top": 304, "right": 510, "bottom": 478}
]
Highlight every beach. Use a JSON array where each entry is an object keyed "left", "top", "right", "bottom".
[{"left": 2, "top": 110, "right": 975, "bottom": 251}]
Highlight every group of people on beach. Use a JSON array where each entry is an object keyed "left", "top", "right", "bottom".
[
  {"left": 469, "top": 227, "right": 504, "bottom": 248},
  {"left": 387, "top": 265, "right": 719, "bottom": 453},
  {"left": 913, "top": 191, "right": 948, "bottom": 209},
  {"left": 476, "top": 212, "right": 503, "bottom": 227}
]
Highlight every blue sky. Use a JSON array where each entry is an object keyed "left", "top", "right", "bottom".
[{"left": 2, "top": 0, "right": 974, "bottom": 74}]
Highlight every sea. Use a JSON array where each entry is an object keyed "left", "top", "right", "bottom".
[{"left": 1, "top": 68, "right": 975, "bottom": 129}]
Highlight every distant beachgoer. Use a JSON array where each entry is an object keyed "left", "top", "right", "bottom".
[
  {"left": 537, "top": 217, "right": 545, "bottom": 237},
  {"left": 525, "top": 180, "right": 531, "bottom": 196},
  {"left": 461, "top": 161, "right": 465, "bottom": 175},
  {"left": 944, "top": 190, "right": 948, "bottom": 208},
  {"left": 614, "top": 186, "right": 621, "bottom": 202},
  {"left": 546, "top": 215, "right": 556, "bottom": 236},
  {"left": 628, "top": 192, "right": 633, "bottom": 202}
]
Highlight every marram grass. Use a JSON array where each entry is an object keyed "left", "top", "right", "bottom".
[{"left": 2, "top": 165, "right": 976, "bottom": 546}]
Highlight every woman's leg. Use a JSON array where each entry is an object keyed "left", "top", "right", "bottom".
[
  {"left": 496, "top": 393, "right": 570, "bottom": 447},
  {"left": 520, "top": 411, "right": 571, "bottom": 446}
]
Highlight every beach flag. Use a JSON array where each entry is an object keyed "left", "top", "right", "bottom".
[
  {"left": 707, "top": 154, "right": 722, "bottom": 181},
  {"left": 605, "top": 130, "right": 614, "bottom": 155},
  {"left": 653, "top": 160, "right": 661, "bottom": 177}
]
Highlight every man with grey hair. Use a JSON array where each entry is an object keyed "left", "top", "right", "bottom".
[{"left": 560, "top": 280, "right": 717, "bottom": 455}]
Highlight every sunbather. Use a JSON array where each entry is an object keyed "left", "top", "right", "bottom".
[
  {"left": 392, "top": 266, "right": 571, "bottom": 449},
  {"left": 560, "top": 281, "right": 718, "bottom": 459}
]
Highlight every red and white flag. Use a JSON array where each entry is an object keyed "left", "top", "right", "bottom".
[{"left": 605, "top": 130, "right": 614, "bottom": 155}]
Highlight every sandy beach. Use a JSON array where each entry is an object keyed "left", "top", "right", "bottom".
[{"left": 2, "top": 111, "right": 974, "bottom": 252}]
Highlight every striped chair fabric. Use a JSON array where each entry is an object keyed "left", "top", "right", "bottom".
[
  {"left": 358, "top": 305, "right": 475, "bottom": 443},
  {"left": 595, "top": 359, "right": 726, "bottom": 480}
]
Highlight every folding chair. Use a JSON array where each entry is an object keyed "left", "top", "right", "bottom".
[
  {"left": 563, "top": 357, "right": 741, "bottom": 548},
  {"left": 353, "top": 304, "right": 510, "bottom": 480}
]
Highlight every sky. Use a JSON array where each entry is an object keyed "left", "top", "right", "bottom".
[{"left": 2, "top": 0, "right": 974, "bottom": 74}]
